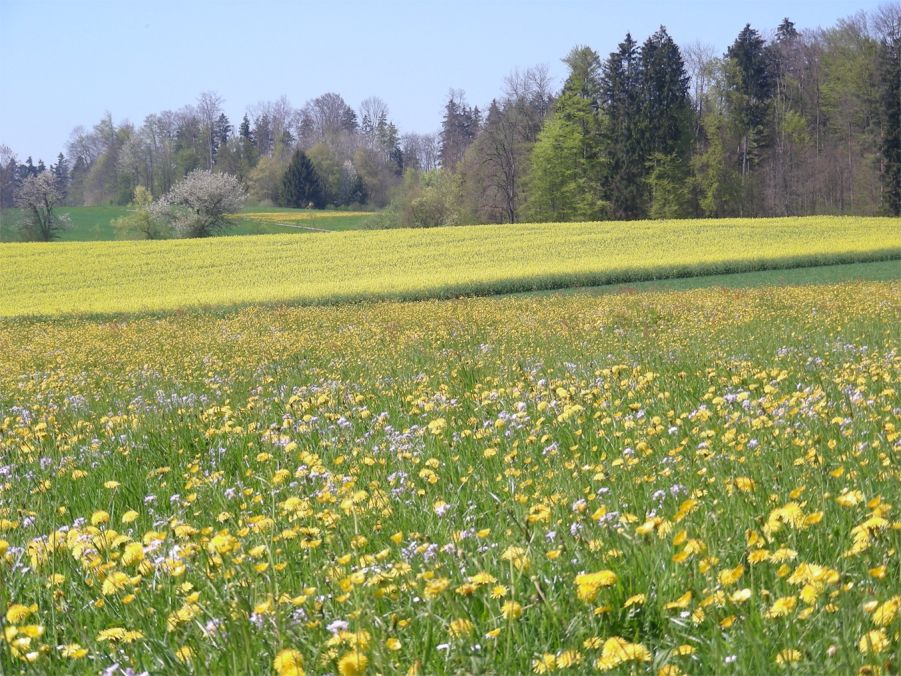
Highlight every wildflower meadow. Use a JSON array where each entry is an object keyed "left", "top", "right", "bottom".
[{"left": 0, "top": 281, "right": 898, "bottom": 673}]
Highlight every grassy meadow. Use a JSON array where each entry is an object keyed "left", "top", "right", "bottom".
[
  {"left": 0, "top": 281, "right": 899, "bottom": 674},
  {"left": 1, "top": 216, "right": 899, "bottom": 317},
  {"left": 0, "top": 206, "right": 373, "bottom": 242}
]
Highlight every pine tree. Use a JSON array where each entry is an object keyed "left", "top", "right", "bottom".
[
  {"left": 239, "top": 115, "right": 254, "bottom": 144},
  {"left": 280, "top": 150, "right": 324, "bottom": 208},
  {"left": 639, "top": 27, "right": 691, "bottom": 158},
  {"left": 0, "top": 156, "right": 17, "bottom": 208}
]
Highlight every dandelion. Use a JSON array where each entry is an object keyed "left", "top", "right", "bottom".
[
  {"left": 337, "top": 650, "right": 368, "bottom": 676},
  {"left": 274, "top": 648, "right": 305, "bottom": 676},
  {"left": 6, "top": 603, "right": 37, "bottom": 624},
  {"left": 858, "top": 630, "right": 888, "bottom": 654},
  {"left": 775, "top": 649, "right": 801, "bottom": 666},
  {"left": 574, "top": 570, "right": 617, "bottom": 602},
  {"left": 501, "top": 601, "right": 523, "bottom": 621}
]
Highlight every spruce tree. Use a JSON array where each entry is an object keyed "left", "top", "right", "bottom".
[
  {"left": 726, "top": 25, "right": 773, "bottom": 180},
  {"left": 51, "top": 152, "right": 70, "bottom": 198},
  {"left": 280, "top": 150, "right": 324, "bottom": 208},
  {"left": 601, "top": 34, "right": 646, "bottom": 218},
  {"left": 640, "top": 27, "right": 693, "bottom": 218}
]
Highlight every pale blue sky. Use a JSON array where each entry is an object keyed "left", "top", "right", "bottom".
[{"left": 0, "top": 0, "right": 886, "bottom": 163}]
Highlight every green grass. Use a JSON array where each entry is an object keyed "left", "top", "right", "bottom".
[
  {"left": 520, "top": 259, "right": 901, "bottom": 297},
  {"left": 0, "top": 206, "right": 129, "bottom": 241},
  {"left": 0, "top": 206, "right": 373, "bottom": 242}
]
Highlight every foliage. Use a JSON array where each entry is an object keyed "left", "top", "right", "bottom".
[
  {"left": 248, "top": 153, "right": 290, "bottom": 204},
  {"left": 14, "top": 172, "right": 71, "bottom": 241},
  {"left": 0, "top": 216, "right": 898, "bottom": 316},
  {"left": 0, "top": 280, "right": 898, "bottom": 672},
  {"left": 646, "top": 152, "right": 693, "bottom": 218},
  {"left": 111, "top": 186, "right": 169, "bottom": 239},
  {"left": 151, "top": 170, "right": 247, "bottom": 238},
  {"left": 524, "top": 48, "right": 608, "bottom": 222}
]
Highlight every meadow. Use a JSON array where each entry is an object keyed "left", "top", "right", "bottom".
[
  {"left": 1, "top": 216, "right": 899, "bottom": 317},
  {"left": 0, "top": 281, "right": 898, "bottom": 674},
  {"left": 0, "top": 206, "right": 373, "bottom": 242}
]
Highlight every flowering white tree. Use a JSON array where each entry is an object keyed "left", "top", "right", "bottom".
[
  {"left": 16, "top": 172, "right": 71, "bottom": 241},
  {"left": 151, "top": 170, "right": 246, "bottom": 238}
]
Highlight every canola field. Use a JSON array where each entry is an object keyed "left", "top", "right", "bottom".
[
  {"left": 0, "top": 282, "right": 899, "bottom": 674},
  {"left": 1, "top": 216, "right": 899, "bottom": 317}
]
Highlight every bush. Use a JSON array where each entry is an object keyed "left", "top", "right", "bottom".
[{"left": 113, "top": 186, "right": 169, "bottom": 239}]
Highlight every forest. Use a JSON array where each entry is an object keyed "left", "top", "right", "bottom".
[{"left": 1, "top": 8, "right": 899, "bottom": 227}]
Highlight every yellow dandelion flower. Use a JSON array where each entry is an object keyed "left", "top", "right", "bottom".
[
  {"left": 765, "top": 596, "right": 798, "bottom": 619},
  {"left": 274, "top": 648, "right": 305, "bottom": 676},
  {"left": 501, "top": 601, "right": 523, "bottom": 620},
  {"left": 595, "top": 637, "right": 652, "bottom": 671},
  {"left": 60, "top": 644, "right": 88, "bottom": 659},
  {"left": 532, "top": 653, "right": 556, "bottom": 673},
  {"left": 90, "top": 510, "right": 110, "bottom": 526},
  {"left": 337, "top": 650, "right": 368, "bottom": 676},
  {"left": 574, "top": 570, "right": 618, "bottom": 602},
  {"left": 556, "top": 650, "right": 582, "bottom": 667},
  {"left": 665, "top": 591, "right": 692, "bottom": 610},
  {"left": 872, "top": 597, "right": 900, "bottom": 626},
  {"left": 858, "top": 630, "right": 888, "bottom": 654},
  {"left": 776, "top": 649, "right": 802, "bottom": 665},
  {"left": 718, "top": 564, "right": 745, "bottom": 587},
  {"left": 6, "top": 603, "right": 37, "bottom": 624},
  {"left": 449, "top": 618, "right": 474, "bottom": 638}
]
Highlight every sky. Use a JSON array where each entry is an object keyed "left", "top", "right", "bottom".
[{"left": 0, "top": 0, "right": 888, "bottom": 163}]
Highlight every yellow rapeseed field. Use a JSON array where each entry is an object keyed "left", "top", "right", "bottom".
[{"left": 0, "top": 216, "right": 898, "bottom": 317}]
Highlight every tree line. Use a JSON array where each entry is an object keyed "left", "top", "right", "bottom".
[{"left": 1, "top": 7, "right": 899, "bottom": 232}]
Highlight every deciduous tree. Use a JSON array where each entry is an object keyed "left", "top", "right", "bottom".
[{"left": 15, "top": 172, "right": 70, "bottom": 241}]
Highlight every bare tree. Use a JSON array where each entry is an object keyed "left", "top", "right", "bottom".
[
  {"left": 401, "top": 133, "right": 440, "bottom": 171},
  {"left": 359, "top": 96, "right": 390, "bottom": 130},
  {"left": 197, "top": 91, "right": 224, "bottom": 170},
  {"left": 683, "top": 41, "right": 718, "bottom": 140},
  {"left": 300, "top": 93, "right": 357, "bottom": 145}
]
